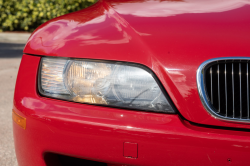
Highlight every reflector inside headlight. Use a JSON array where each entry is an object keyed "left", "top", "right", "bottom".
[{"left": 39, "top": 57, "right": 175, "bottom": 113}]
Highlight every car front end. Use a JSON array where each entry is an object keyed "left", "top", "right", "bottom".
[{"left": 13, "top": 0, "right": 250, "bottom": 165}]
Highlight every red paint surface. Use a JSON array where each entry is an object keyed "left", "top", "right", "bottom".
[
  {"left": 14, "top": 0, "right": 250, "bottom": 165},
  {"left": 123, "top": 142, "right": 138, "bottom": 158},
  {"left": 14, "top": 54, "right": 250, "bottom": 166},
  {"left": 23, "top": 0, "right": 250, "bottom": 129}
]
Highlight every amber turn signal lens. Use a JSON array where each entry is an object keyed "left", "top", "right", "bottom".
[{"left": 12, "top": 110, "right": 26, "bottom": 129}]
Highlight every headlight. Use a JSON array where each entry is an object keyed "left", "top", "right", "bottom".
[{"left": 39, "top": 57, "right": 175, "bottom": 113}]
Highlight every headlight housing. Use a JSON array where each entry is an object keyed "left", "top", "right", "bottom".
[{"left": 38, "top": 57, "right": 175, "bottom": 113}]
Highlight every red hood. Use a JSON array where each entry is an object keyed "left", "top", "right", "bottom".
[{"left": 24, "top": 0, "right": 250, "bottom": 129}]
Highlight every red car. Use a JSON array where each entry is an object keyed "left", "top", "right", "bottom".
[{"left": 13, "top": 0, "right": 250, "bottom": 165}]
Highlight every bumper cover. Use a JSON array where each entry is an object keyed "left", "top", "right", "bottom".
[{"left": 13, "top": 55, "right": 250, "bottom": 166}]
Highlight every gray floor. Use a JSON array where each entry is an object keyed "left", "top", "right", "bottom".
[{"left": 0, "top": 42, "right": 24, "bottom": 166}]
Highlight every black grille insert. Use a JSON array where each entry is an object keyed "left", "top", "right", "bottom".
[{"left": 204, "top": 60, "right": 250, "bottom": 120}]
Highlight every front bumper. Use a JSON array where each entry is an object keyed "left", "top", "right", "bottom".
[{"left": 14, "top": 55, "right": 250, "bottom": 166}]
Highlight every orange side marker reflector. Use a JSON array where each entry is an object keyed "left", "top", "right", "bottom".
[{"left": 12, "top": 110, "right": 26, "bottom": 129}]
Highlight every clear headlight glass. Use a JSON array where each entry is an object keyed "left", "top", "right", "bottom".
[{"left": 39, "top": 57, "right": 175, "bottom": 113}]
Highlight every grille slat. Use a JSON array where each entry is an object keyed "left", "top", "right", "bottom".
[
  {"left": 232, "top": 63, "right": 235, "bottom": 118},
  {"left": 218, "top": 64, "right": 220, "bottom": 113},
  {"left": 240, "top": 63, "right": 242, "bottom": 118},
  {"left": 203, "top": 60, "right": 250, "bottom": 121},
  {"left": 225, "top": 64, "right": 227, "bottom": 117},
  {"left": 247, "top": 63, "right": 249, "bottom": 119},
  {"left": 210, "top": 67, "right": 213, "bottom": 104}
]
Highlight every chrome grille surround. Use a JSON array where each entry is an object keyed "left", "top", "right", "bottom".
[{"left": 197, "top": 57, "right": 250, "bottom": 123}]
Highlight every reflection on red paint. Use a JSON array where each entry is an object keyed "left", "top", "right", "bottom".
[
  {"left": 14, "top": 54, "right": 250, "bottom": 166},
  {"left": 108, "top": 0, "right": 250, "bottom": 17},
  {"left": 23, "top": 0, "right": 250, "bottom": 134}
]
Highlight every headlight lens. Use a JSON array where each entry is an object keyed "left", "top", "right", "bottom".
[{"left": 39, "top": 57, "right": 175, "bottom": 113}]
